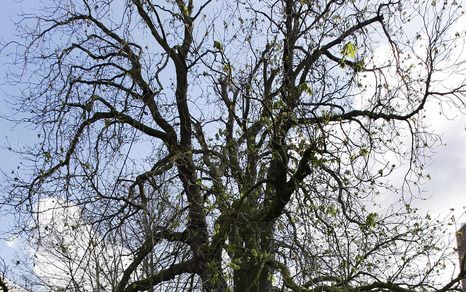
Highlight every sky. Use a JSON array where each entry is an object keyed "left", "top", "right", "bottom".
[
  {"left": 0, "top": 0, "right": 29, "bottom": 265},
  {"left": 0, "top": 0, "right": 465, "bottom": 288}
]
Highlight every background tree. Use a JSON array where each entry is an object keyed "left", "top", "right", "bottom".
[
  {"left": 1, "top": 0, "right": 466, "bottom": 291},
  {"left": 0, "top": 258, "right": 10, "bottom": 292}
]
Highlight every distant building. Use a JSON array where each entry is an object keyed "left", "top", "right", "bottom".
[{"left": 458, "top": 223, "right": 466, "bottom": 291}]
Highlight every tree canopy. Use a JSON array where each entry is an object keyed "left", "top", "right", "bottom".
[{"left": 1, "top": 0, "right": 466, "bottom": 291}]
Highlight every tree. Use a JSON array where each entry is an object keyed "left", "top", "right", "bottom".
[
  {"left": 0, "top": 258, "right": 10, "bottom": 292},
  {"left": 2, "top": 0, "right": 466, "bottom": 291}
]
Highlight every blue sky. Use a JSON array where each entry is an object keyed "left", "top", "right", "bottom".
[{"left": 0, "top": 0, "right": 25, "bottom": 266}]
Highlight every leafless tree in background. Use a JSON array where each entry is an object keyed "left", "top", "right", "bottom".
[{"left": 1, "top": 0, "right": 466, "bottom": 291}]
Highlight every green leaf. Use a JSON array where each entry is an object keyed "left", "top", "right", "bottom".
[
  {"left": 341, "top": 42, "right": 357, "bottom": 59},
  {"left": 327, "top": 206, "right": 338, "bottom": 217},
  {"left": 44, "top": 151, "right": 52, "bottom": 162},
  {"left": 213, "top": 223, "right": 220, "bottom": 236},
  {"left": 355, "top": 254, "right": 364, "bottom": 263},
  {"left": 223, "top": 63, "right": 231, "bottom": 73},
  {"left": 298, "top": 82, "right": 313, "bottom": 95},
  {"left": 359, "top": 147, "right": 369, "bottom": 156},
  {"left": 214, "top": 40, "right": 223, "bottom": 51},
  {"left": 365, "top": 212, "right": 377, "bottom": 229},
  {"left": 354, "top": 60, "right": 364, "bottom": 72},
  {"left": 228, "top": 261, "right": 241, "bottom": 270},
  {"left": 182, "top": 5, "right": 189, "bottom": 15}
]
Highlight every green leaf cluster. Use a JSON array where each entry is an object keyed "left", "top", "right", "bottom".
[{"left": 341, "top": 42, "right": 357, "bottom": 59}]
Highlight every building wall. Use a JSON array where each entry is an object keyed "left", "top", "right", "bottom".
[{"left": 457, "top": 223, "right": 466, "bottom": 291}]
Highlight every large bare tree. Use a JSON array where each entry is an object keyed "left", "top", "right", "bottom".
[{"left": 2, "top": 0, "right": 466, "bottom": 291}]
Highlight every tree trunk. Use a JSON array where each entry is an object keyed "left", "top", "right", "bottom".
[{"left": 232, "top": 221, "right": 274, "bottom": 292}]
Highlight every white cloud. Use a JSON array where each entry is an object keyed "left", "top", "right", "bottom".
[
  {"left": 26, "top": 198, "right": 133, "bottom": 291},
  {"left": 352, "top": 9, "right": 466, "bottom": 219},
  {"left": 4, "top": 238, "right": 18, "bottom": 248}
]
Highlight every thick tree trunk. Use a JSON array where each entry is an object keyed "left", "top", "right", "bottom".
[{"left": 232, "top": 221, "right": 274, "bottom": 292}]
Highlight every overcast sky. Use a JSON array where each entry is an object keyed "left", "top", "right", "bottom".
[{"left": 0, "top": 0, "right": 465, "bottom": 277}]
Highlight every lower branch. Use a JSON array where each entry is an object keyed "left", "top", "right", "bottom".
[{"left": 124, "top": 259, "right": 197, "bottom": 292}]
